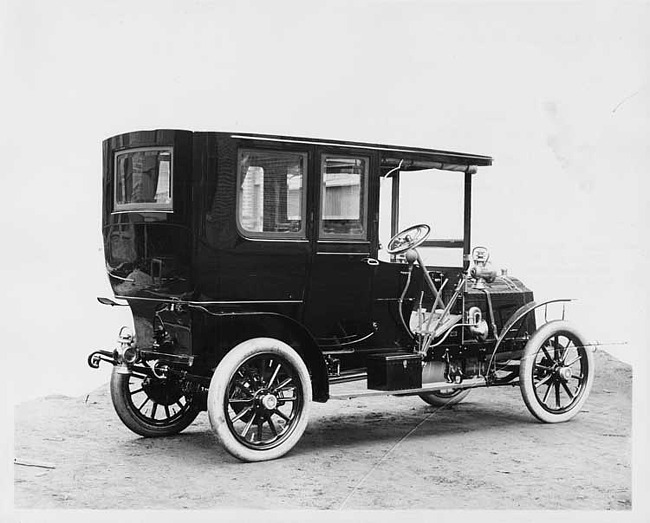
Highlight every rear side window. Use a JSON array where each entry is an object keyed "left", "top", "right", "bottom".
[
  {"left": 114, "top": 148, "right": 173, "bottom": 212},
  {"left": 237, "top": 149, "right": 307, "bottom": 238}
]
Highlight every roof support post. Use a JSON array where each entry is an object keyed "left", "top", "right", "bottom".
[
  {"left": 390, "top": 171, "right": 400, "bottom": 262},
  {"left": 390, "top": 171, "right": 400, "bottom": 238},
  {"left": 390, "top": 172, "right": 401, "bottom": 263},
  {"left": 463, "top": 170, "right": 473, "bottom": 271}
]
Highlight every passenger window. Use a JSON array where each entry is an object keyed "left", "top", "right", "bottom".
[
  {"left": 319, "top": 155, "right": 368, "bottom": 240},
  {"left": 114, "top": 148, "right": 173, "bottom": 212},
  {"left": 237, "top": 149, "right": 307, "bottom": 238}
]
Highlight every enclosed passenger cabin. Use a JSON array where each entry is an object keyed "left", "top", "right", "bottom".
[{"left": 102, "top": 130, "right": 496, "bottom": 391}]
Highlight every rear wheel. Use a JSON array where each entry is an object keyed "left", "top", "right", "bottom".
[
  {"left": 519, "top": 320, "right": 594, "bottom": 423},
  {"left": 110, "top": 366, "right": 201, "bottom": 437},
  {"left": 208, "top": 338, "right": 312, "bottom": 462},
  {"left": 419, "top": 388, "right": 470, "bottom": 407}
]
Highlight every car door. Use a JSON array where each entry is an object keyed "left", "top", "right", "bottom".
[
  {"left": 303, "top": 151, "right": 378, "bottom": 347},
  {"left": 201, "top": 141, "right": 312, "bottom": 307}
]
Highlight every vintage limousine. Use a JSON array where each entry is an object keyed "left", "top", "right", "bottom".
[{"left": 88, "top": 130, "right": 594, "bottom": 461}]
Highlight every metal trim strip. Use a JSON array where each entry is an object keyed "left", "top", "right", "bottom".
[{"left": 114, "top": 295, "right": 303, "bottom": 305}]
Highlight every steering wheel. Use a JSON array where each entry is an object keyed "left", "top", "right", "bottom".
[{"left": 386, "top": 224, "right": 431, "bottom": 254}]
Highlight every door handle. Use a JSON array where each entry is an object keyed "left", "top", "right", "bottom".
[{"left": 361, "top": 257, "right": 380, "bottom": 266}]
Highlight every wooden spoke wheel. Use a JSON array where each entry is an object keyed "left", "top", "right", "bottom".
[
  {"left": 208, "top": 338, "right": 311, "bottom": 462},
  {"left": 110, "top": 367, "right": 201, "bottom": 437},
  {"left": 519, "top": 320, "right": 594, "bottom": 423}
]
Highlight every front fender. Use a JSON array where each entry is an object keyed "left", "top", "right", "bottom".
[{"left": 494, "top": 298, "right": 574, "bottom": 353}]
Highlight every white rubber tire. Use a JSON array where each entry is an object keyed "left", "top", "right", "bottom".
[
  {"left": 207, "top": 337, "right": 312, "bottom": 462},
  {"left": 520, "top": 320, "right": 594, "bottom": 423}
]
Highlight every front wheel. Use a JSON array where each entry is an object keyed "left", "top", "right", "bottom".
[
  {"left": 207, "top": 338, "right": 312, "bottom": 462},
  {"left": 519, "top": 320, "right": 594, "bottom": 423},
  {"left": 110, "top": 366, "right": 201, "bottom": 437},
  {"left": 419, "top": 388, "right": 470, "bottom": 407}
]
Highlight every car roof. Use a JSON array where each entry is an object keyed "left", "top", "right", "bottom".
[
  {"left": 228, "top": 132, "right": 493, "bottom": 172},
  {"left": 108, "top": 130, "right": 493, "bottom": 172}
]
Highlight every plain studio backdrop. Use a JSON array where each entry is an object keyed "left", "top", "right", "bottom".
[{"left": 2, "top": 1, "right": 648, "bottom": 408}]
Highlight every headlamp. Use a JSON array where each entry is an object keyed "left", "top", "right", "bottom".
[{"left": 471, "top": 246, "right": 490, "bottom": 266}]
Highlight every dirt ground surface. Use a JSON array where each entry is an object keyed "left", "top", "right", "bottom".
[{"left": 13, "top": 349, "right": 631, "bottom": 511}]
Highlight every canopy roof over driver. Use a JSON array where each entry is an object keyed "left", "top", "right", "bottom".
[{"left": 230, "top": 133, "right": 493, "bottom": 174}]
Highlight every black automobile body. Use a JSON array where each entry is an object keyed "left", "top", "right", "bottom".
[{"left": 89, "top": 130, "right": 594, "bottom": 461}]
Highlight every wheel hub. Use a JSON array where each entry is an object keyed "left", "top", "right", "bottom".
[
  {"left": 260, "top": 393, "right": 278, "bottom": 411},
  {"left": 142, "top": 377, "right": 184, "bottom": 406},
  {"left": 558, "top": 366, "right": 573, "bottom": 381}
]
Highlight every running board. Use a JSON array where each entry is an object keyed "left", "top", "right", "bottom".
[
  {"left": 329, "top": 377, "right": 489, "bottom": 400},
  {"left": 329, "top": 371, "right": 367, "bottom": 384}
]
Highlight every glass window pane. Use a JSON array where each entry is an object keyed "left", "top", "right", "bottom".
[
  {"left": 114, "top": 148, "right": 173, "bottom": 211},
  {"left": 320, "top": 156, "right": 368, "bottom": 239},
  {"left": 238, "top": 149, "right": 307, "bottom": 237}
]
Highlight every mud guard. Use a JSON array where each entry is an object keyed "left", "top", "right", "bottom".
[
  {"left": 494, "top": 298, "right": 574, "bottom": 354},
  {"left": 191, "top": 308, "right": 330, "bottom": 403}
]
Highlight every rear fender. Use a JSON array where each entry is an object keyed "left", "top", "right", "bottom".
[{"left": 197, "top": 310, "right": 329, "bottom": 402}]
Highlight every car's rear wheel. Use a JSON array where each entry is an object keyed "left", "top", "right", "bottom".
[
  {"left": 519, "top": 320, "right": 594, "bottom": 423},
  {"left": 207, "top": 338, "right": 312, "bottom": 462},
  {"left": 110, "top": 366, "right": 201, "bottom": 437},
  {"left": 419, "top": 388, "right": 470, "bottom": 407}
]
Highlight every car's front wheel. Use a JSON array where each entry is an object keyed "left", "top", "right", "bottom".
[
  {"left": 207, "top": 338, "right": 312, "bottom": 462},
  {"left": 519, "top": 320, "right": 594, "bottom": 423}
]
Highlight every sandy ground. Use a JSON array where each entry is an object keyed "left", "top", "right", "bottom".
[{"left": 13, "top": 349, "right": 631, "bottom": 511}]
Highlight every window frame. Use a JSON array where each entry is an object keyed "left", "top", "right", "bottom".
[
  {"left": 235, "top": 147, "right": 309, "bottom": 240},
  {"left": 318, "top": 154, "right": 370, "bottom": 241},
  {"left": 113, "top": 146, "right": 174, "bottom": 213}
]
